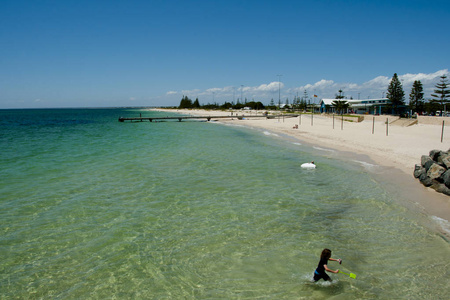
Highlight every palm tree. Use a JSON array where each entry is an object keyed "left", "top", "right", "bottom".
[{"left": 331, "top": 100, "right": 349, "bottom": 115}]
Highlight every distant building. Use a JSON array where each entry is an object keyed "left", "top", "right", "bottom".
[
  {"left": 276, "top": 103, "right": 291, "bottom": 109},
  {"left": 319, "top": 98, "right": 390, "bottom": 114}
]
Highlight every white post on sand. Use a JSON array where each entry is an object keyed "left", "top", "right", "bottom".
[
  {"left": 333, "top": 114, "right": 335, "bottom": 129},
  {"left": 341, "top": 114, "right": 343, "bottom": 130},
  {"left": 372, "top": 116, "right": 375, "bottom": 134},
  {"left": 299, "top": 114, "right": 301, "bottom": 125}
]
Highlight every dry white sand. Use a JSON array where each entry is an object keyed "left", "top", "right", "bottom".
[{"left": 152, "top": 109, "right": 450, "bottom": 227}]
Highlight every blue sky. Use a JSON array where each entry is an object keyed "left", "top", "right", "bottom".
[{"left": 1, "top": 0, "right": 449, "bottom": 108}]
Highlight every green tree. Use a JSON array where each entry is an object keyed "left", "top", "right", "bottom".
[
  {"left": 409, "top": 80, "right": 424, "bottom": 113},
  {"left": 193, "top": 98, "right": 200, "bottom": 108},
  {"left": 221, "top": 102, "right": 233, "bottom": 109},
  {"left": 245, "top": 101, "right": 265, "bottom": 110},
  {"left": 266, "top": 99, "right": 276, "bottom": 110},
  {"left": 292, "top": 96, "right": 300, "bottom": 109},
  {"left": 233, "top": 102, "right": 245, "bottom": 110},
  {"left": 335, "top": 89, "right": 345, "bottom": 99},
  {"left": 424, "top": 98, "right": 440, "bottom": 115},
  {"left": 179, "top": 96, "right": 193, "bottom": 108},
  {"left": 386, "top": 73, "right": 405, "bottom": 114},
  {"left": 430, "top": 75, "right": 450, "bottom": 115},
  {"left": 299, "top": 98, "right": 307, "bottom": 110},
  {"left": 302, "top": 90, "right": 309, "bottom": 102},
  {"left": 331, "top": 100, "right": 349, "bottom": 114}
]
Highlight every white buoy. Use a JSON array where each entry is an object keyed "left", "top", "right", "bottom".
[{"left": 301, "top": 161, "right": 316, "bottom": 169}]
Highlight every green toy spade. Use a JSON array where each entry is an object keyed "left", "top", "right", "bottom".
[{"left": 339, "top": 270, "right": 356, "bottom": 279}]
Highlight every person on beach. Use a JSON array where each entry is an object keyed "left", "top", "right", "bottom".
[{"left": 313, "top": 248, "right": 341, "bottom": 282}]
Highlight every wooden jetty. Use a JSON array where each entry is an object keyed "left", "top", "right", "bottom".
[{"left": 119, "top": 114, "right": 299, "bottom": 122}]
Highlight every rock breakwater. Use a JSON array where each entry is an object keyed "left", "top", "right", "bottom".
[{"left": 414, "top": 149, "right": 450, "bottom": 196}]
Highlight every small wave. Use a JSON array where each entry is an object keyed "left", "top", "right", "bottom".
[
  {"left": 352, "top": 160, "right": 378, "bottom": 169},
  {"left": 293, "top": 273, "right": 339, "bottom": 286},
  {"left": 313, "top": 146, "right": 335, "bottom": 153},
  {"left": 219, "top": 122, "right": 244, "bottom": 128},
  {"left": 431, "top": 216, "right": 450, "bottom": 235},
  {"left": 263, "top": 131, "right": 279, "bottom": 137},
  {"left": 292, "top": 142, "right": 302, "bottom": 146}
]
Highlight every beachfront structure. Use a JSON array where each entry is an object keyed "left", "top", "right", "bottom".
[{"left": 319, "top": 98, "right": 390, "bottom": 114}]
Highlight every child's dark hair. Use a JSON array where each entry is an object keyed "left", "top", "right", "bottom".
[{"left": 320, "top": 248, "right": 332, "bottom": 260}]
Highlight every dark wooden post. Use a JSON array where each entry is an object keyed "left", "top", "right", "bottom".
[
  {"left": 386, "top": 118, "right": 389, "bottom": 136},
  {"left": 372, "top": 116, "right": 375, "bottom": 134}
]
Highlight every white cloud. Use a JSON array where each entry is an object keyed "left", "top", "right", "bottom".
[
  {"left": 254, "top": 82, "right": 283, "bottom": 92},
  {"left": 290, "top": 79, "right": 337, "bottom": 95},
  {"left": 165, "top": 69, "right": 449, "bottom": 104},
  {"left": 363, "top": 76, "right": 390, "bottom": 88},
  {"left": 294, "top": 69, "right": 449, "bottom": 100},
  {"left": 173, "top": 83, "right": 283, "bottom": 102},
  {"left": 309, "top": 79, "right": 335, "bottom": 89},
  {"left": 205, "top": 87, "right": 224, "bottom": 93},
  {"left": 181, "top": 89, "right": 201, "bottom": 96},
  {"left": 399, "top": 69, "right": 448, "bottom": 85}
]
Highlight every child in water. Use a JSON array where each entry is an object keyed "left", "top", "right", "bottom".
[{"left": 314, "top": 248, "right": 342, "bottom": 282}]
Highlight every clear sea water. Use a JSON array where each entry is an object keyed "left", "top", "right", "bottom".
[{"left": 0, "top": 108, "right": 449, "bottom": 299}]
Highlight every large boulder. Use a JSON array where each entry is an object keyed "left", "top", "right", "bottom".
[
  {"left": 432, "top": 182, "right": 450, "bottom": 196},
  {"left": 421, "top": 155, "right": 433, "bottom": 167},
  {"left": 427, "top": 163, "right": 446, "bottom": 180},
  {"left": 416, "top": 149, "right": 450, "bottom": 196},
  {"left": 429, "top": 149, "right": 442, "bottom": 161},
  {"left": 414, "top": 165, "right": 426, "bottom": 178},
  {"left": 419, "top": 172, "right": 434, "bottom": 187},
  {"left": 442, "top": 170, "right": 450, "bottom": 188},
  {"left": 423, "top": 159, "right": 435, "bottom": 171},
  {"left": 440, "top": 153, "right": 450, "bottom": 169}
]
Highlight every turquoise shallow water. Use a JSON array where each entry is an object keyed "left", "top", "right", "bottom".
[{"left": 0, "top": 108, "right": 449, "bottom": 299}]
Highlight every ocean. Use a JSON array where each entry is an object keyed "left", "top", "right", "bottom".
[{"left": 1, "top": 108, "right": 449, "bottom": 299}]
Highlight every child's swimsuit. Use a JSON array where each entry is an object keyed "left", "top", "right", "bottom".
[{"left": 314, "top": 257, "right": 331, "bottom": 281}]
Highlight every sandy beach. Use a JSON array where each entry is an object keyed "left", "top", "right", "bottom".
[{"left": 153, "top": 108, "right": 450, "bottom": 228}]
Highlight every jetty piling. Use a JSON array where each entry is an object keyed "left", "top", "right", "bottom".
[{"left": 118, "top": 114, "right": 299, "bottom": 123}]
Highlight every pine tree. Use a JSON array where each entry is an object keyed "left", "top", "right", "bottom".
[
  {"left": 193, "top": 98, "right": 200, "bottom": 108},
  {"left": 178, "top": 96, "right": 193, "bottom": 108},
  {"left": 430, "top": 75, "right": 450, "bottom": 115},
  {"left": 335, "top": 89, "right": 345, "bottom": 99},
  {"left": 302, "top": 90, "right": 309, "bottom": 102},
  {"left": 386, "top": 73, "right": 405, "bottom": 114},
  {"left": 409, "top": 80, "right": 424, "bottom": 113}
]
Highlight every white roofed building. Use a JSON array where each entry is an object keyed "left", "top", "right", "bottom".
[{"left": 319, "top": 98, "right": 390, "bottom": 114}]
